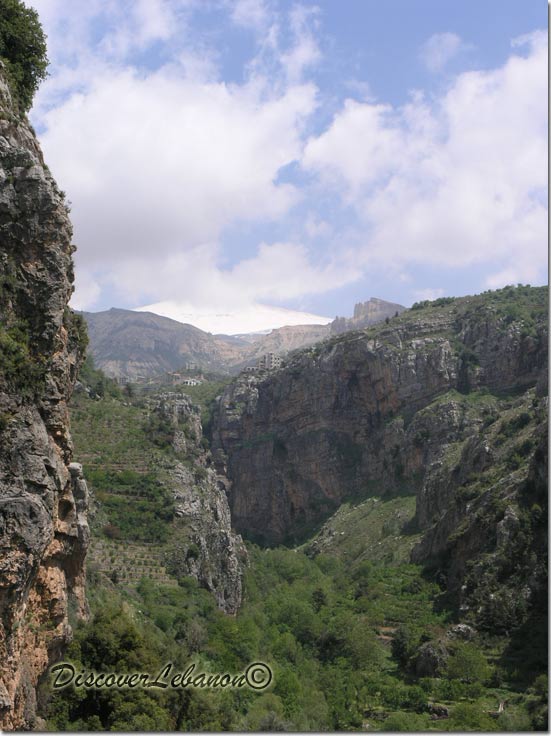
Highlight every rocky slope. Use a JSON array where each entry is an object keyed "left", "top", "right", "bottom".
[
  {"left": 0, "top": 64, "right": 88, "bottom": 729},
  {"left": 71, "top": 376, "right": 246, "bottom": 615},
  {"left": 241, "top": 323, "right": 331, "bottom": 361},
  {"left": 152, "top": 393, "right": 246, "bottom": 614},
  {"left": 211, "top": 286, "right": 547, "bottom": 620},
  {"left": 82, "top": 308, "right": 250, "bottom": 379}
]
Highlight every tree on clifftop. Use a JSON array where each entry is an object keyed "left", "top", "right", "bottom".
[{"left": 0, "top": 0, "right": 48, "bottom": 113}]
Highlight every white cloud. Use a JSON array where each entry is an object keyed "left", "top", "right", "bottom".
[
  {"left": 232, "top": 1, "right": 323, "bottom": 90},
  {"left": 420, "top": 32, "right": 466, "bottom": 73},
  {"left": 230, "top": 0, "right": 272, "bottom": 32},
  {"left": 305, "top": 213, "right": 331, "bottom": 239},
  {"left": 302, "top": 31, "right": 547, "bottom": 285},
  {"left": 226, "top": 241, "right": 357, "bottom": 301},
  {"left": 99, "top": 0, "right": 177, "bottom": 58},
  {"left": 485, "top": 268, "right": 525, "bottom": 290},
  {"left": 303, "top": 99, "right": 403, "bottom": 197},
  {"left": 105, "top": 239, "right": 357, "bottom": 315},
  {"left": 29, "top": 3, "right": 547, "bottom": 319},
  {"left": 30, "top": 1, "right": 336, "bottom": 313},
  {"left": 412, "top": 288, "right": 444, "bottom": 302},
  {"left": 70, "top": 270, "right": 101, "bottom": 311},
  {"left": 280, "top": 4, "right": 322, "bottom": 83},
  {"left": 135, "top": 301, "right": 331, "bottom": 334},
  {"left": 39, "top": 70, "right": 317, "bottom": 266}
]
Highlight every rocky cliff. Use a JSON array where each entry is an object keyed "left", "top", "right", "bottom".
[
  {"left": 331, "top": 297, "right": 405, "bottom": 334},
  {"left": 152, "top": 394, "right": 246, "bottom": 614},
  {"left": 242, "top": 323, "right": 331, "bottom": 362},
  {"left": 0, "top": 65, "right": 88, "bottom": 729},
  {"left": 212, "top": 287, "right": 547, "bottom": 617}
]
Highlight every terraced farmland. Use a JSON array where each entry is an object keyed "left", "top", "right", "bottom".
[{"left": 88, "top": 539, "right": 178, "bottom": 587}]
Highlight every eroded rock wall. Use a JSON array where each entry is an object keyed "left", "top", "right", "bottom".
[
  {"left": 153, "top": 394, "right": 246, "bottom": 614},
  {"left": 212, "top": 296, "right": 547, "bottom": 547},
  {"left": 0, "top": 64, "right": 88, "bottom": 730}
]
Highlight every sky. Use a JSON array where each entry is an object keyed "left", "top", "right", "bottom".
[{"left": 28, "top": 0, "right": 548, "bottom": 334}]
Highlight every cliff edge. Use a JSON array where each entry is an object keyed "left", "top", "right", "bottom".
[
  {"left": 211, "top": 287, "right": 547, "bottom": 625},
  {"left": 0, "top": 62, "right": 89, "bottom": 729}
]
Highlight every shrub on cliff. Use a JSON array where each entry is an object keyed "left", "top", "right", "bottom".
[
  {"left": 0, "top": 0, "right": 48, "bottom": 113},
  {"left": 0, "top": 319, "right": 45, "bottom": 397}
]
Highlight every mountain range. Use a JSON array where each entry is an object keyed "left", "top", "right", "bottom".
[{"left": 81, "top": 297, "right": 405, "bottom": 379}]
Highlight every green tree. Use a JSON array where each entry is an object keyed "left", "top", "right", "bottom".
[
  {"left": 391, "top": 625, "right": 418, "bottom": 669},
  {"left": 445, "top": 642, "right": 492, "bottom": 684},
  {"left": 312, "top": 587, "right": 327, "bottom": 612},
  {"left": 382, "top": 712, "right": 426, "bottom": 731},
  {"left": 449, "top": 702, "right": 497, "bottom": 731},
  {"left": 124, "top": 382, "right": 136, "bottom": 399},
  {"left": 533, "top": 674, "right": 548, "bottom": 698},
  {"left": 273, "top": 668, "right": 301, "bottom": 718},
  {"left": 0, "top": 0, "right": 48, "bottom": 112},
  {"left": 351, "top": 559, "right": 371, "bottom": 598}
]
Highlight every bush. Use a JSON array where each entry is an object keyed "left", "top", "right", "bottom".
[
  {"left": 0, "top": 0, "right": 48, "bottom": 113},
  {"left": 186, "top": 542, "right": 200, "bottom": 560},
  {"left": 391, "top": 625, "right": 419, "bottom": 668},
  {"left": 0, "top": 320, "right": 45, "bottom": 397},
  {"left": 381, "top": 712, "right": 426, "bottom": 731},
  {"left": 449, "top": 702, "right": 498, "bottom": 731},
  {"left": 445, "top": 642, "right": 492, "bottom": 684},
  {"left": 533, "top": 673, "right": 548, "bottom": 698}
]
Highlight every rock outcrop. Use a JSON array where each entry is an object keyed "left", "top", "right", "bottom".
[
  {"left": 331, "top": 297, "right": 405, "bottom": 334},
  {"left": 242, "top": 323, "right": 332, "bottom": 363},
  {"left": 213, "top": 290, "right": 547, "bottom": 546},
  {"left": 153, "top": 394, "right": 246, "bottom": 614},
  {"left": 212, "top": 288, "right": 547, "bottom": 620},
  {"left": 0, "top": 63, "right": 88, "bottom": 729}
]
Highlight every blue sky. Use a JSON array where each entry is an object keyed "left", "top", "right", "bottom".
[{"left": 29, "top": 0, "right": 547, "bottom": 333}]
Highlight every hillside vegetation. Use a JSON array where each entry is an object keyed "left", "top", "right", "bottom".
[{"left": 40, "top": 286, "right": 548, "bottom": 731}]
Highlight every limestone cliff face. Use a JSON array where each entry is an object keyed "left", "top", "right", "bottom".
[
  {"left": 212, "top": 290, "right": 547, "bottom": 548},
  {"left": 153, "top": 394, "right": 246, "bottom": 614},
  {"left": 242, "top": 324, "right": 332, "bottom": 363},
  {"left": 0, "top": 65, "right": 88, "bottom": 729},
  {"left": 331, "top": 297, "right": 405, "bottom": 334}
]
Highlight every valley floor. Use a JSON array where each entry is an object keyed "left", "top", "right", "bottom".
[{"left": 39, "top": 369, "right": 547, "bottom": 732}]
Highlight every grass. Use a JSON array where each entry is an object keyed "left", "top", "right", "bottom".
[{"left": 301, "top": 494, "right": 420, "bottom": 566}]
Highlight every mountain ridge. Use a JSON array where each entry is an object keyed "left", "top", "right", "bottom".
[{"left": 81, "top": 297, "right": 405, "bottom": 379}]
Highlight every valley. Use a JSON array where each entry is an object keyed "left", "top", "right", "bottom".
[
  {"left": 0, "top": 5, "right": 547, "bottom": 732},
  {"left": 39, "top": 285, "right": 548, "bottom": 731}
]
